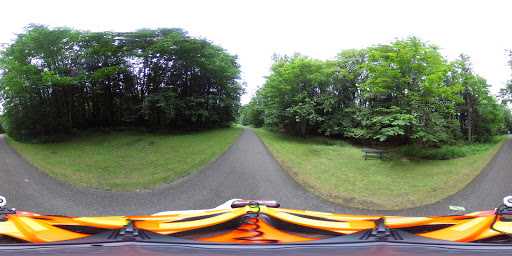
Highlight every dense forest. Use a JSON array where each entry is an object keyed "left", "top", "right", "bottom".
[
  {"left": 1, "top": 26, "right": 511, "bottom": 147},
  {"left": 240, "top": 37, "right": 512, "bottom": 146},
  {"left": 0, "top": 25, "right": 243, "bottom": 141}
]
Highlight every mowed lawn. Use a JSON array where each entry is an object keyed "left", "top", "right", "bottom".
[
  {"left": 251, "top": 127, "right": 508, "bottom": 210},
  {"left": 6, "top": 126, "right": 242, "bottom": 191}
]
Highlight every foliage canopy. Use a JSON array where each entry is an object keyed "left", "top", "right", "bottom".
[
  {"left": 244, "top": 37, "right": 512, "bottom": 146},
  {"left": 0, "top": 25, "right": 243, "bottom": 141}
]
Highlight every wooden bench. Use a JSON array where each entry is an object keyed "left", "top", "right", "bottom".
[{"left": 361, "top": 150, "right": 389, "bottom": 161}]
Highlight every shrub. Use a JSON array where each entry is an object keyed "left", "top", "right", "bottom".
[{"left": 394, "top": 136, "right": 507, "bottom": 160}]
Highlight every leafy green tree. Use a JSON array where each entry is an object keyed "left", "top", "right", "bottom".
[
  {"left": 244, "top": 36, "right": 508, "bottom": 147},
  {"left": 237, "top": 104, "right": 248, "bottom": 125},
  {"left": 360, "top": 37, "right": 463, "bottom": 145},
  {"left": 244, "top": 92, "right": 266, "bottom": 128},
  {"left": 451, "top": 55, "right": 486, "bottom": 142},
  {"left": 260, "top": 54, "right": 327, "bottom": 137},
  {"left": 451, "top": 55, "right": 505, "bottom": 142},
  {"left": 319, "top": 49, "right": 367, "bottom": 137},
  {"left": 500, "top": 103, "right": 512, "bottom": 134},
  {"left": 0, "top": 25, "right": 243, "bottom": 141},
  {"left": 470, "top": 95, "right": 503, "bottom": 142},
  {"left": 0, "top": 115, "right": 4, "bottom": 134},
  {"left": 499, "top": 50, "right": 512, "bottom": 104},
  {"left": 0, "top": 24, "right": 79, "bottom": 140}
]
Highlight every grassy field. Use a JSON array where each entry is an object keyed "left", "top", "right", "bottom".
[
  {"left": 251, "top": 127, "right": 508, "bottom": 210},
  {"left": 6, "top": 126, "right": 242, "bottom": 191}
]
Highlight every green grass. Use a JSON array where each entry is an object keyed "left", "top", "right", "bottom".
[
  {"left": 395, "top": 137, "right": 506, "bottom": 159},
  {"left": 251, "top": 127, "right": 508, "bottom": 210},
  {"left": 6, "top": 126, "right": 242, "bottom": 191}
]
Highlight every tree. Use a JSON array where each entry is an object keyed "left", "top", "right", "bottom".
[
  {"left": 249, "top": 36, "right": 508, "bottom": 146},
  {"left": 360, "top": 37, "right": 463, "bottom": 145},
  {"left": 499, "top": 50, "right": 512, "bottom": 104},
  {"left": 451, "top": 55, "right": 484, "bottom": 142},
  {"left": 0, "top": 25, "right": 243, "bottom": 141},
  {"left": 0, "top": 24, "right": 80, "bottom": 140},
  {"left": 319, "top": 49, "right": 368, "bottom": 137},
  {"left": 134, "top": 31, "right": 243, "bottom": 129},
  {"left": 241, "top": 92, "right": 266, "bottom": 127},
  {"left": 500, "top": 103, "right": 512, "bottom": 134},
  {"left": 450, "top": 55, "right": 505, "bottom": 142},
  {"left": 260, "top": 54, "right": 327, "bottom": 137},
  {"left": 0, "top": 115, "right": 4, "bottom": 134}
]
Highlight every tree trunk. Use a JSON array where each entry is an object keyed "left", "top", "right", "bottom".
[{"left": 467, "top": 93, "right": 472, "bottom": 142}]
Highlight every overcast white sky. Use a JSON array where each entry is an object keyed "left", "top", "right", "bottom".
[{"left": 1, "top": 0, "right": 511, "bottom": 104}]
